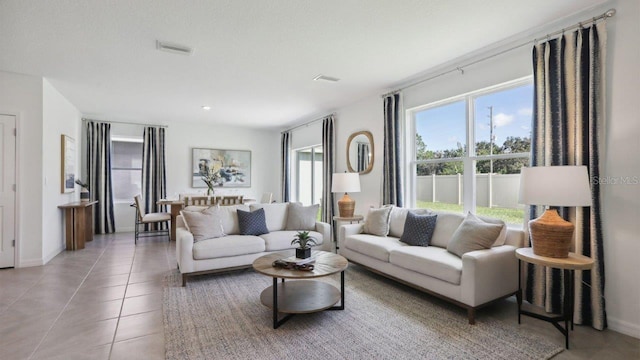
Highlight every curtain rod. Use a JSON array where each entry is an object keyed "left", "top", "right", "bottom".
[
  {"left": 381, "top": 8, "right": 615, "bottom": 98},
  {"left": 82, "top": 118, "right": 168, "bottom": 128},
  {"left": 281, "top": 112, "right": 335, "bottom": 134}
]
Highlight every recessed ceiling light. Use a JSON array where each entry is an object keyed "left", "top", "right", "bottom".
[
  {"left": 313, "top": 74, "right": 340, "bottom": 82},
  {"left": 202, "top": 106, "right": 211, "bottom": 111}
]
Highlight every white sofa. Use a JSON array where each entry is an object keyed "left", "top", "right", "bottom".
[
  {"left": 177, "top": 202, "right": 331, "bottom": 286},
  {"left": 338, "top": 208, "right": 524, "bottom": 324}
]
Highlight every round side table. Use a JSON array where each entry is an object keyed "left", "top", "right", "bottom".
[{"left": 515, "top": 247, "right": 594, "bottom": 349}]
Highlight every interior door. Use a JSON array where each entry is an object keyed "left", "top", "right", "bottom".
[{"left": 0, "top": 114, "right": 16, "bottom": 268}]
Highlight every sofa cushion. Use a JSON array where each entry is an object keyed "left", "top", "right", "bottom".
[
  {"left": 250, "top": 203, "right": 288, "bottom": 231},
  {"left": 363, "top": 206, "right": 393, "bottom": 236},
  {"left": 260, "top": 230, "right": 324, "bottom": 252},
  {"left": 388, "top": 207, "right": 433, "bottom": 238},
  {"left": 429, "top": 212, "right": 466, "bottom": 248},
  {"left": 217, "top": 204, "right": 250, "bottom": 235},
  {"left": 446, "top": 212, "right": 504, "bottom": 257},
  {"left": 237, "top": 208, "right": 269, "bottom": 236},
  {"left": 343, "top": 234, "right": 406, "bottom": 262},
  {"left": 399, "top": 213, "right": 438, "bottom": 246},
  {"left": 192, "top": 235, "right": 265, "bottom": 260},
  {"left": 390, "top": 247, "right": 463, "bottom": 285},
  {"left": 285, "top": 203, "right": 319, "bottom": 231},
  {"left": 477, "top": 214, "right": 507, "bottom": 246},
  {"left": 179, "top": 207, "right": 224, "bottom": 242}
]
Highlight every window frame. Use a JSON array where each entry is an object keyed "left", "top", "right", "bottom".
[
  {"left": 293, "top": 144, "right": 323, "bottom": 205},
  {"left": 111, "top": 136, "right": 143, "bottom": 204},
  {"left": 406, "top": 76, "right": 532, "bottom": 218}
]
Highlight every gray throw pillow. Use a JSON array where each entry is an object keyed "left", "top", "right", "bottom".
[
  {"left": 286, "top": 203, "right": 319, "bottom": 230},
  {"left": 447, "top": 212, "right": 504, "bottom": 257},
  {"left": 363, "top": 206, "right": 393, "bottom": 236},
  {"left": 400, "top": 212, "right": 438, "bottom": 246},
  {"left": 237, "top": 208, "right": 269, "bottom": 236},
  {"left": 180, "top": 207, "right": 224, "bottom": 242}
]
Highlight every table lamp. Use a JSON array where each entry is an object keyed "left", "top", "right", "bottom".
[
  {"left": 518, "top": 166, "right": 592, "bottom": 258},
  {"left": 332, "top": 172, "right": 361, "bottom": 218}
]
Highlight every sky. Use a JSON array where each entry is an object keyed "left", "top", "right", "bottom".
[{"left": 415, "top": 83, "right": 533, "bottom": 153}]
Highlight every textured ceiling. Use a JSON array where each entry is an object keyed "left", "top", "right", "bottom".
[{"left": 0, "top": 0, "right": 606, "bottom": 129}]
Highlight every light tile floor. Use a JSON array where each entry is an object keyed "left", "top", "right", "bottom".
[{"left": 0, "top": 232, "right": 638, "bottom": 359}]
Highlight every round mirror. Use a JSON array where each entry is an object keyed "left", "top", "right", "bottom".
[{"left": 347, "top": 131, "right": 374, "bottom": 174}]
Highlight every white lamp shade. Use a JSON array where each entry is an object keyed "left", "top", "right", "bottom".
[
  {"left": 518, "top": 166, "right": 592, "bottom": 206},
  {"left": 331, "top": 172, "right": 361, "bottom": 193}
]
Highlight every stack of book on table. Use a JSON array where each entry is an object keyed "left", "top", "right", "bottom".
[{"left": 281, "top": 253, "right": 317, "bottom": 265}]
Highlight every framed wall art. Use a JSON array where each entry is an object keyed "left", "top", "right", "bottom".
[
  {"left": 61, "top": 134, "right": 76, "bottom": 193},
  {"left": 192, "top": 148, "right": 251, "bottom": 188}
]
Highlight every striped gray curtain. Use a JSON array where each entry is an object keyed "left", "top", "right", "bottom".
[
  {"left": 321, "top": 116, "right": 335, "bottom": 223},
  {"left": 280, "top": 131, "right": 291, "bottom": 202},
  {"left": 526, "top": 21, "right": 606, "bottom": 330},
  {"left": 141, "top": 127, "right": 167, "bottom": 230},
  {"left": 383, "top": 93, "right": 403, "bottom": 206},
  {"left": 86, "top": 121, "right": 115, "bottom": 233}
]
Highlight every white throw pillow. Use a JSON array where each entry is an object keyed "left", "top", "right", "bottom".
[
  {"left": 363, "top": 206, "right": 393, "bottom": 236},
  {"left": 250, "top": 203, "right": 289, "bottom": 231},
  {"left": 286, "top": 203, "right": 319, "bottom": 231},
  {"left": 180, "top": 207, "right": 225, "bottom": 242},
  {"left": 477, "top": 214, "right": 507, "bottom": 246},
  {"left": 446, "top": 212, "right": 504, "bottom": 257}
]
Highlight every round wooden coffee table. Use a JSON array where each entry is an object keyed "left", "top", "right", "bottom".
[{"left": 252, "top": 251, "right": 348, "bottom": 328}]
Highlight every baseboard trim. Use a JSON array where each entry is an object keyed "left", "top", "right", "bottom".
[
  {"left": 43, "top": 244, "right": 65, "bottom": 265},
  {"left": 608, "top": 317, "right": 640, "bottom": 339},
  {"left": 118, "top": 226, "right": 135, "bottom": 233},
  {"left": 19, "top": 258, "right": 44, "bottom": 267}
]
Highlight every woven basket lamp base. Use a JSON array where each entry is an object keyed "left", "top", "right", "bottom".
[
  {"left": 338, "top": 193, "right": 355, "bottom": 218},
  {"left": 529, "top": 209, "right": 575, "bottom": 258}
]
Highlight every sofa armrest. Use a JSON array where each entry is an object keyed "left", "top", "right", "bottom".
[
  {"left": 338, "top": 224, "right": 363, "bottom": 249},
  {"left": 176, "top": 227, "right": 195, "bottom": 274},
  {"left": 460, "top": 245, "right": 518, "bottom": 307},
  {"left": 315, "top": 221, "right": 332, "bottom": 252}
]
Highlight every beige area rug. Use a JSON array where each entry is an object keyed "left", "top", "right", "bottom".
[{"left": 163, "top": 264, "right": 563, "bottom": 360}]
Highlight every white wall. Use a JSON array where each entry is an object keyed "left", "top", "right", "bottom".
[
  {"left": 600, "top": 0, "right": 640, "bottom": 338},
  {"left": 42, "top": 79, "right": 81, "bottom": 261},
  {"left": 334, "top": 96, "right": 384, "bottom": 215},
  {"left": 329, "top": 2, "right": 640, "bottom": 338},
  {"left": 0, "top": 71, "right": 44, "bottom": 267}
]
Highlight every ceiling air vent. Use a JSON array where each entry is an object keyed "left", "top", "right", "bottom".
[
  {"left": 313, "top": 74, "right": 340, "bottom": 82},
  {"left": 156, "top": 40, "right": 194, "bottom": 56}
]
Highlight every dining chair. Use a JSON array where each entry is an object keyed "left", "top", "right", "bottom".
[
  {"left": 260, "top": 192, "right": 273, "bottom": 203},
  {"left": 133, "top": 194, "right": 171, "bottom": 244},
  {"left": 186, "top": 196, "right": 210, "bottom": 206},
  {"left": 220, "top": 195, "right": 243, "bottom": 205}
]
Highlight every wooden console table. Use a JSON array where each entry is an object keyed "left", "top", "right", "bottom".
[{"left": 58, "top": 201, "right": 98, "bottom": 250}]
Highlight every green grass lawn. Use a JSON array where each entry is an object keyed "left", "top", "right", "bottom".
[{"left": 416, "top": 201, "right": 524, "bottom": 225}]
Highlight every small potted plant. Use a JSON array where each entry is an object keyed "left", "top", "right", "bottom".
[
  {"left": 291, "top": 231, "right": 318, "bottom": 259},
  {"left": 75, "top": 179, "right": 90, "bottom": 202}
]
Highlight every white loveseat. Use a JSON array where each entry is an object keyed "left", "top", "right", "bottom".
[
  {"left": 177, "top": 202, "right": 331, "bottom": 286},
  {"left": 338, "top": 207, "right": 524, "bottom": 324}
]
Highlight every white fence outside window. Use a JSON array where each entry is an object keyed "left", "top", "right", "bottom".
[{"left": 416, "top": 173, "right": 522, "bottom": 209}]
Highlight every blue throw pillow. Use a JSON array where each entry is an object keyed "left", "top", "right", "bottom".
[
  {"left": 400, "top": 212, "right": 437, "bottom": 246},
  {"left": 237, "top": 208, "right": 269, "bottom": 236}
]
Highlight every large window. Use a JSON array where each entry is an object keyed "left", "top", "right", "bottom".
[
  {"left": 295, "top": 145, "right": 323, "bottom": 206},
  {"left": 111, "top": 137, "right": 143, "bottom": 202},
  {"left": 409, "top": 79, "right": 532, "bottom": 225}
]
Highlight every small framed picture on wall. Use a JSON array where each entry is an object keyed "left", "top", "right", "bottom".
[{"left": 61, "top": 134, "right": 75, "bottom": 193}]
